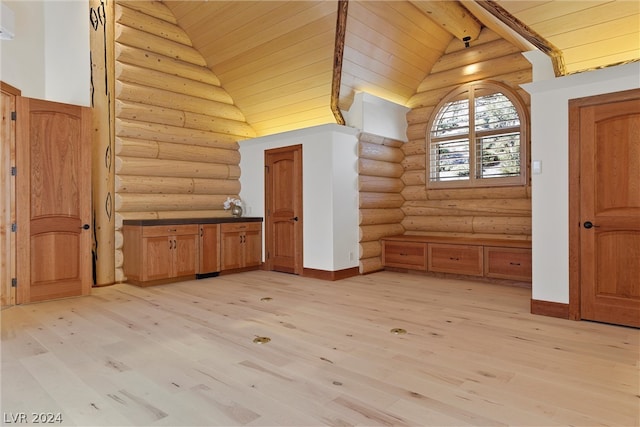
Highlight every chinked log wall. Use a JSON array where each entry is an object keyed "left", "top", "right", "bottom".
[
  {"left": 403, "top": 29, "right": 532, "bottom": 242},
  {"left": 358, "top": 133, "right": 405, "bottom": 274},
  {"left": 113, "top": 1, "right": 255, "bottom": 280}
]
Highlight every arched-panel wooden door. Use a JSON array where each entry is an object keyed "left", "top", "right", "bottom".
[
  {"left": 569, "top": 89, "right": 640, "bottom": 328},
  {"left": 16, "top": 97, "right": 92, "bottom": 303},
  {"left": 265, "top": 145, "right": 303, "bottom": 275}
]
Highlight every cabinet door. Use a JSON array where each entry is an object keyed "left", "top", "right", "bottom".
[
  {"left": 199, "top": 224, "right": 220, "bottom": 274},
  {"left": 143, "top": 236, "right": 173, "bottom": 281},
  {"left": 243, "top": 228, "right": 262, "bottom": 268},
  {"left": 220, "top": 229, "right": 243, "bottom": 271},
  {"left": 382, "top": 241, "right": 427, "bottom": 270},
  {"left": 174, "top": 234, "right": 198, "bottom": 277},
  {"left": 484, "top": 247, "right": 531, "bottom": 281},
  {"left": 428, "top": 243, "right": 483, "bottom": 276}
]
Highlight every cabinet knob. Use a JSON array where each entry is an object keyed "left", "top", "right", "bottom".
[{"left": 81, "top": 224, "right": 90, "bottom": 230}]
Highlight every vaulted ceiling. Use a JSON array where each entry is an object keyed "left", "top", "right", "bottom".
[{"left": 161, "top": 0, "right": 639, "bottom": 137}]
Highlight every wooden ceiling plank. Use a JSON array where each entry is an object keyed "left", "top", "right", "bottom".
[
  {"left": 355, "top": 1, "right": 452, "bottom": 47},
  {"left": 505, "top": 1, "right": 613, "bottom": 26},
  {"left": 179, "top": 2, "right": 272, "bottom": 58},
  {"left": 346, "top": 16, "right": 444, "bottom": 69},
  {"left": 495, "top": 1, "right": 554, "bottom": 15},
  {"left": 203, "top": 2, "right": 336, "bottom": 66},
  {"left": 528, "top": 1, "right": 639, "bottom": 37},
  {"left": 560, "top": 33, "right": 640, "bottom": 68},
  {"left": 240, "top": 86, "right": 333, "bottom": 117},
  {"left": 342, "top": 46, "right": 428, "bottom": 90},
  {"left": 549, "top": 14, "right": 640, "bottom": 50},
  {"left": 213, "top": 16, "right": 335, "bottom": 79},
  {"left": 216, "top": 39, "right": 334, "bottom": 88},
  {"left": 228, "top": 68, "right": 333, "bottom": 102},
  {"left": 409, "top": 0, "right": 482, "bottom": 42}
]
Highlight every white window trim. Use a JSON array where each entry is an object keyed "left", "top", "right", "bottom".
[{"left": 426, "top": 80, "right": 529, "bottom": 189}]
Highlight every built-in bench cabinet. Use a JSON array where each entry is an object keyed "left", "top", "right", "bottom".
[
  {"left": 123, "top": 218, "right": 262, "bottom": 286},
  {"left": 382, "top": 235, "right": 531, "bottom": 282}
]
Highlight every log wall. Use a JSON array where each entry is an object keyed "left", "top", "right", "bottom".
[
  {"left": 113, "top": 1, "right": 255, "bottom": 280},
  {"left": 404, "top": 29, "right": 532, "bottom": 242},
  {"left": 358, "top": 132, "right": 405, "bottom": 274}
]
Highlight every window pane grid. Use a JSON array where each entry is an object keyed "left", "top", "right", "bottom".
[
  {"left": 431, "top": 98, "right": 469, "bottom": 138},
  {"left": 430, "top": 138, "right": 470, "bottom": 181},
  {"left": 476, "top": 133, "right": 521, "bottom": 179}
]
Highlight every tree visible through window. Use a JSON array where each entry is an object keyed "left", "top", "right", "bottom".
[{"left": 427, "top": 81, "right": 528, "bottom": 188}]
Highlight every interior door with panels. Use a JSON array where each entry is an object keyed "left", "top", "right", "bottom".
[
  {"left": 570, "top": 88, "right": 640, "bottom": 328},
  {"left": 16, "top": 97, "right": 92, "bottom": 303}
]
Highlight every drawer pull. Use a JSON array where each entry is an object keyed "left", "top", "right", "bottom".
[
  {"left": 400, "top": 253, "right": 407, "bottom": 256},
  {"left": 168, "top": 228, "right": 177, "bottom": 232},
  {"left": 510, "top": 262, "right": 521, "bottom": 266},
  {"left": 449, "top": 257, "right": 460, "bottom": 261}
]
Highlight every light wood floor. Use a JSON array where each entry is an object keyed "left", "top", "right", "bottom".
[{"left": 2, "top": 271, "right": 638, "bottom": 426}]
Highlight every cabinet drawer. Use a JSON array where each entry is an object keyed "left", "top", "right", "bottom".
[
  {"left": 428, "top": 244, "right": 483, "bottom": 276},
  {"left": 484, "top": 247, "right": 532, "bottom": 281},
  {"left": 142, "top": 224, "right": 198, "bottom": 237},
  {"left": 221, "top": 222, "right": 262, "bottom": 233},
  {"left": 382, "top": 241, "right": 427, "bottom": 270}
]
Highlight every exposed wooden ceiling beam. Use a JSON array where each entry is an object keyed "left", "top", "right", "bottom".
[
  {"left": 468, "top": 0, "right": 566, "bottom": 77},
  {"left": 409, "top": 0, "right": 481, "bottom": 43}
]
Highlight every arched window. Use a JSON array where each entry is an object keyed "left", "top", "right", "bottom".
[{"left": 426, "top": 81, "right": 528, "bottom": 188}]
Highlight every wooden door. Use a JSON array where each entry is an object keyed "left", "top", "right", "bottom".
[
  {"left": 569, "top": 89, "right": 640, "bottom": 327},
  {"left": 1, "top": 82, "right": 19, "bottom": 307},
  {"left": 265, "top": 145, "right": 303, "bottom": 274},
  {"left": 16, "top": 97, "right": 92, "bottom": 303}
]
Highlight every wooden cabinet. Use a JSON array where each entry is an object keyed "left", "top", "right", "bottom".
[
  {"left": 484, "top": 246, "right": 532, "bottom": 281},
  {"left": 382, "top": 241, "right": 427, "bottom": 270},
  {"left": 428, "top": 243, "right": 483, "bottom": 276},
  {"left": 381, "top": 235, "right": 531, "bottom": 282},
  {"left": 123, "top": 218, "right": 263, "bottom": 286},
  {"left": 123, "top": 224, "right": 198, "bottom": 285},
  {"left": 220, "top": 222, "right": 262, "bottom": 271},
  {"left": 198, "top": 224, "right": 220, "bottom": 277}
]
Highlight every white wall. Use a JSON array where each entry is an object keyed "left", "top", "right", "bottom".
[
  {"left": 239, "top": 124, "right": 360, "bottom": 272},
  {"left": 345, "top": 92, "right": 410, "bottom": 142},
  {"left": 0, "top": 0, "right": 89, "bottom": 106},
  {"left": 524, "top": 62, "right": 640, "bottom": 304}
]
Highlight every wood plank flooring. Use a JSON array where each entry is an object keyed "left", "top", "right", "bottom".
[{"left": 2, "top": 271, "right": 638, "bottom": 426}]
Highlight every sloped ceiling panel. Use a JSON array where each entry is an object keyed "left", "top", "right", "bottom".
[
  {"left": 165, "top": 1, "right": 337, "bottom": 136},
  {"left": 497, "top": 0, "right": 640, "bottom": 73},
  {"left": 340, "top": 1, "right": 453, "bottom": 111}
]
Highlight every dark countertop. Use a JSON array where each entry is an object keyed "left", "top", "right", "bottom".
[{"left": 123, "top": 217, "right": 263, "bottom": 226}]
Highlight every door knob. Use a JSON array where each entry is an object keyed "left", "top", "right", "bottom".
[
  {"left": 583, "top": 221, "right": 593, "bottom": 229},
  {"left": 290, "top": 216, "right": 299, "bottom": 221}
]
